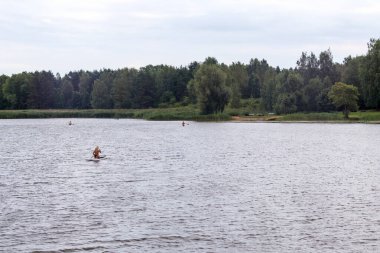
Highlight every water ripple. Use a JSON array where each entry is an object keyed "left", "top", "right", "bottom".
[{"left": 0, "top": 119, "right": 379, "bottom": 252}]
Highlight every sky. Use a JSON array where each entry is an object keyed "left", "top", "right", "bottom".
[{"left": 0, "top": 0, "right": 379, "bottom": 75}]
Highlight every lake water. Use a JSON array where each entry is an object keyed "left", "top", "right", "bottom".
[{"left": 0, "top": 119, "right": 379, "bottom": 253}]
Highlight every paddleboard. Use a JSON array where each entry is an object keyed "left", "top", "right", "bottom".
[{"left": 86, "top": 155, "right": 107, "bottom": 161}]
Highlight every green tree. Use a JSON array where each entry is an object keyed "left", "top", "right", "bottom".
[
  {"left": 112, "top": 68, "right": 136, "bottom": 108},
  {"left": 229, "top": 82, "right": 241, "bottom": 108},
  {"left": 319, "top": 49, "right": 339, "bottom": 83},
  {"left": 342, "top": 56, "right": 365, "bottom": 107},
  {"left": 260, "top": 69, "right": 277, "bottom": 111},
  {"left": 303, "top": 77, "right": 323, "bottom": 111},
  {"left": 65, "top": 71, "right": 81, "bottom": 91},
  {"left": 39, "top": 71, "right": 55, "bottom": 108},
  {"left": 147, "top": 65, "right": 181, "bottom": 106},
  {"left": 277, "top": 71, "right": 303, "bottom": 94},
  {"left": 192, "top": 63, "right": 230, "bottom": 114},
  {"left": 296, "top": 52, "right": 319, "bottom": 84},
  {"left": 91, "top": 79, "right": 112, "bottom": 109},
  {"left": 328, "top": 82, "right": 359, "bottom": 118},
  {"left": 0, "top": 75, "right": 9, "bottom": 109},
  {"left": 27, "top": 71, "right": 55, "bottom": 109},
  {"left": 274, "top": 93, "right": 297, "bottom": 114},
  {"left": 90, "top": 70, "right": 115, "bottom": 109},
  {"left": 175, "top": 66, "right": 193, "bottom": 101},
  {"left": 204, "top": 57, "right": 218, "bottom": 65},
  {"left": 61, "top": 79, "right": 73, "bottom": 108},
  {"left": 273, "top": 70, "right": 302, "bottom": 112},
  {"left": 186, "top": 62, "right": 200, "bottom": 104},
  {"left": 317, "top": 88, "right": 335, "bottom": 112},
  {"left": 229, "top": 62, "right": 248, "bottom": 108},
  {"left": 72, "top": 91, "right": 82, "bottom": 108},
  {"left": 342, "top": 56, "right": 362, "bottom": 86},
  {"left": 2, "top": 72, "right": 30, "bottom": 109},
  {"left": 244, "top": 58, "right": 270, "bottom": 98},
  {"left": 132, "top": 68, "right": 157, "bottom": 108},
  {"left": 78, "top": 72, "right": 92, "bottom": 109},
  {"left": 52, "top": 73, "right": 64, "bottom": 108},
  {"left": 361, "top": 38, "right": 380, "bottom": 108},
  {"left": 27, "top": 73, "right": 42, "bottom": 108}
]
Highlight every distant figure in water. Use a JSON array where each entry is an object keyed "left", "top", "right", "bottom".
[
  {"left": 182, "top": 121, "right": 185, "bottom": 127},
  {"left": 93, "top": 146, "right": 101, "bottom": 159},
  {"left": 68, "top": 121, "right": 72, "bottom": 125}
]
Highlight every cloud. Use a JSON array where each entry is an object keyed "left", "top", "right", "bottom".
[{"left": 0, "top": 0, "right": 379, "bottom": 75}]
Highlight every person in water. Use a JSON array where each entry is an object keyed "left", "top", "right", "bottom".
[
  {"left": 182, "top": 121, "right": 185, "bottom": 127},
  {"left": 93, "top": 146, "right": 101, "bottom": 159}
]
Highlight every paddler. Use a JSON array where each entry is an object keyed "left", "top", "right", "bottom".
[{"left": 93, "top": 146, "right": 101, "bottom": 159}]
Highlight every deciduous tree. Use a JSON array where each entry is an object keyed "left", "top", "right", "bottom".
[
  {"left": 192, "top": 63, "right": 230, "bottom": 114},
  {"left": 328, "top": 82, "right": 359, "bottom": 118}
]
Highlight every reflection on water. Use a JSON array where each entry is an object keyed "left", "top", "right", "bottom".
[{"left": 0, "top": 119, "right": 379, "bottom": 252}]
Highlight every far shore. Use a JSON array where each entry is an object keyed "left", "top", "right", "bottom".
[
  {"left": 230, "top": 115, "right": 380, "bottom": 124},
  {"left": 0, "top": 108, "right": 380, "bottom": 123}
]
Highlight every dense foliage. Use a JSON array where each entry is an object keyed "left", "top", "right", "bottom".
[
  {"left": 328, "top": 82, "right": 359, "bottom": 118},
  {"left": 191, "top": 62, "right": 230, "bottom": 114},
  {"left": 1, "top": 38, "right": 379, "bottom": 114}
]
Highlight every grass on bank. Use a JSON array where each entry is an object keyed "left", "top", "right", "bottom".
[
  {"left": 351, "top": 110, "right": 380, "bottom": 122},
  {"left": 279, "top": 112, "right": 344, "bottom": 121},
  {"left": 0, "top": 106, "right": 231, "bottom": 121},
  {"left": 0, "top": 107, "right": 380, "bottom": 122},
  {"left": 276, "top": 111, "right": 380, "bottom": 122}
]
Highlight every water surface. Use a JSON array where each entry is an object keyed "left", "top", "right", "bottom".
[{"left": 0, "top": 119, "right": 379, "bottom": 252}]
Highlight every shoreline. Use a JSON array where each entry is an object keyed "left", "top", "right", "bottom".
[
  {"left": 229, "top": 115, "right": 380, "bottom": 124},
  {"left": 0, "top": 109, "right": 380, "bottom": 124}
]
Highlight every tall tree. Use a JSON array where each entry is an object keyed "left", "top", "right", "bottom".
[
  {"left": 61, "top": 79, "right": 73, "bottom": 108},
  {"left": 319, "top": 49, "right": 339, "bottom": 83},
  {"left": 0, "top": 75, "right": 9, "bottom": 109},
  {"left": 174, "top": 66, "right": 192, "bottom": 101},
  {"left": 296, "top": 52, "right": 319, "bottom": 84},
  {"left": 27, "top": 71, "right": 55, "bottom": 109},
  {"left": 132, "top": 68, "right": 157, "bottom": 108},
  {"left": 90, "top": 69, "right": 115, "bottom": 109},
  {"left": 186, "top": 62, "right": 200, "bottom": 104},
  {"left": 204, "top": 57, "right": 218, "bottom": 65},
  {"left": 273, "top": 70, "right": 303, "bottom": 113},
  {"left": 260, "top": 69, "right": 277, "bottom": 111},
  {"left": 276, "top": 71, "right": 303, "bottom": 94},
  {"left": 112, "top": 68, "right": 136, "bottom": 108},
  {"left": 229, "top": 62, "right": 248, "bottom": 108},
  {"left": 65, "top": 71, "right": 81, "bottom": 91},
  {"left": 91, "top": 79, "right": 112, "bottom": 109},
  {"left": 342, "top": 56, "right": 362, "bottom": 87},
  {"left": 149, "top": 65, "right": 178, "bottom": 105},
  {"left": 2, "top": 72, "right": 30, "bottom": 109},
  {"left": 27, "top": 73, "right": 41, "bottom": 108},
  {"left": 244, "top": 58, "right": 269, "bottom": 98},
  {"left": 192, "top": 63, "right": 230, "bottom": 114},
  {"left": 361, "top": 38, "right": 380, "bottom": 108},
  {"left": 78, "top": 72, "right": 92, "bottom": 109},
  {"left": 303, "top": 77, "right": 323, "bottom": 111},
  {"left": 342, "top": 55, "right": 365, "bottom": 107}
]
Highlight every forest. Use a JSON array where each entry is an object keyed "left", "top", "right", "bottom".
[{"left": 0, "top": 38, "right": 379, "bottom": 115}]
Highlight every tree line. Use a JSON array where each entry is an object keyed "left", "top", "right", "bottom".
[{"left": 0, "top": 38, "right": 379, "bottom": 114}]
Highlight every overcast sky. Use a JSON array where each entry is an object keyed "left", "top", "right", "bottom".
[{"left": 0, "top": 0, "right": 379, "bottom": 75}]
